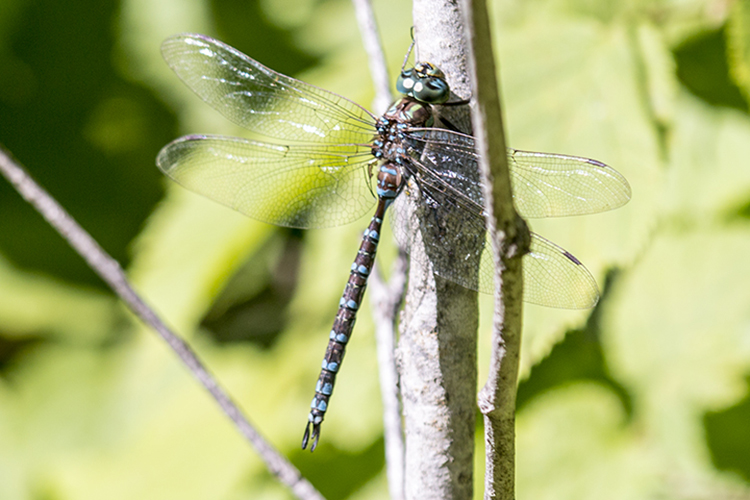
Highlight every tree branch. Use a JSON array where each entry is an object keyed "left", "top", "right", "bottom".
[
  {"left": 352, "top": 4, "right": 406, "bottom": 497},
  {"left": 398, "top": 1, "right": 477, "bottom": 499},
  {"left": 459, "top": 1, "right": 527, "bottom": 499},
  {"left": 0, "top": 146, "right": 324, "bottom": 500},
  {"left": 369, "top": 254, "right": 408, "bottom": 500},
  {"left": 352, "top": 0, "right": 393, "bottom": 113}
]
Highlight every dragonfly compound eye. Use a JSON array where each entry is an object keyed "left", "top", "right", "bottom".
[
  {"left": 396, "top": 62, "right": 449, "bottom": 104},
  {"left": 412, "top": 76, "right": 449, "bottom": 104},
  {"left": 396, "top": 68, "right": 417, "bottom": 96}
]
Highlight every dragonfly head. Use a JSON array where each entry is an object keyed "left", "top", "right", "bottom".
[{"left": 397, "top": 61, "right": 450, "bottom": 104}]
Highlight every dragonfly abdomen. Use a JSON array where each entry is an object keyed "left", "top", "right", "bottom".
[{"left": 302, "top": 196, "right": 389, "bottom": 451}]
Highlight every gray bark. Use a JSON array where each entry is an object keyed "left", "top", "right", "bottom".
[{"left": 397, "top": 2, "right": 478, "bottom": 499}]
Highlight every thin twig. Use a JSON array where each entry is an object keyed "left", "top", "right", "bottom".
[
  {"left": 351, "top": 0, "right": 393, "bottom": 113},
  {"left": 369, "top": 255, "right": 407, "bottom": 500},
  {"left": 459, "top": 0, "right": 527, "bottom": 499},
  {"left": 0, "top": 146, "right": 324, "bottom": 500},
  {"left": 351, "top": 3, "right": 406, "bottom": 497}
]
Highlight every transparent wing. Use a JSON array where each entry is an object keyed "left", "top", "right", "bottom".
[
  {"left": 405, "top": 128, "right": 631, "bottom": 218},
  {"left": 157, "top": 135, "right": 375, "bottom": 228},
  {"left": 391, "top": 174, "right": 488, "bottom": 293},
  {"left": 392, "top": 178, "right": 599, "bottom": 308},
  {"left": 508, "top": 149, "right": 631, "bottom": 218},
  {"left": 161, "top": 33, "right": 377, "bottom": 145},
  {"left": 474, "top": 231, "right": 599, "bottom": 308},
  {"left": 519, "top": 233, "right": 599, "bottom": 308},
  {"left": 392, "top": 129, "right": 600, "bottom": 308}
]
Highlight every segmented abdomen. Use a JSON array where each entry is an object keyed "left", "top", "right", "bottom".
[{"left": 302, "top": 198, "right": 387, "bottom": 451}]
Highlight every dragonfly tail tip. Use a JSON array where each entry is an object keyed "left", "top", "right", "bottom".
[{"left": 301, "top": 422, "right": 321, "bottom": 452}]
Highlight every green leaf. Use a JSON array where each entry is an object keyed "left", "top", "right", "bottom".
[
  {"left": 493, "top": 3, "right": 667, "bottom": 369},
  {"left": 599, "top": 227, "right": 750, "bottom": 494},
  {"left": 0, "top": 255, "right": 117, "bottom": 343},
  {"left": 516, "top": 383, "right": 655, "bottom": 500},
  {"left": 727, "top": 0, "right": 750, "bottom": 104}
]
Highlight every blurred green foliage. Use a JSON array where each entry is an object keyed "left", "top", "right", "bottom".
[{"left": 1, "top": 0, "right": 750, "bottom": 499}]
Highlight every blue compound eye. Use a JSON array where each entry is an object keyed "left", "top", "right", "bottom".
[
  {"left": 396, "top": 68, "right": 417, "bottom": 96},
  {"left": 412, "top": 62, "right": 449, "bottom": 104},
  {"left": 412, "top": 75, "right": 449, "bottom": 104},
  {"left": 397, "top": 62, "right": 450, "bottom": 104}
]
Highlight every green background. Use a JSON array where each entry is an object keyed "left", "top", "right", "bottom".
[{"left": 1, "top": 0, "right": 750, "bottom": 498}]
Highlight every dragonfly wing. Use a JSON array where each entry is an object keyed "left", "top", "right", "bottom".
[
  {"left": 518, "top": 233, "right": 599, "bottom": 308},
  {"left": 508, "top": 149, "right": 631, "bottom": 218},
  {"left": 405, "top": 129, "right": 631, "bottom": 218},
  {"left": 474, "top": 232, "right": 600, "bottom": 308},
  {"left": 393, "top": 178, "right": 599, "bottom": 308},
  {"left": 161, "top": 34, "right": 377, "bottom": 146},
  {"left": 157, "top": 135, "right": 375, "bottom": 228},
  {"left": 391, "top": 176, "right": 488, "bottom": 292},
  {"left": 396, "top": 129, "right": 600, "bottom": 308},
  {"left": 391, "top": 130, "right": 488, "bottom": 292}
]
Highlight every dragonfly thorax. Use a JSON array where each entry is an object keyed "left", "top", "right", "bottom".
[
  {"left": 372, "top": 98, "right": 432, "bottom": 160},
  {"left": 371, "top": 97, "right": 434, "bottom": 201},
  {"left": 377, "top": 97, "right": 434, "bottom": 132}
]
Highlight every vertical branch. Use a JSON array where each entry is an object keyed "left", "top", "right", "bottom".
[
  {"left": 399, "top": 1, "right": 477, "bottom": 499},
  {"left": 351, "top": 2, "right": 406, "bottom": 498},
  {"left": 0, "top": 147, "right": 325, "bottom": 500},
  {"left": 368, "top": 254, "right": 407, "bottom": 500},
  {"left": 351, "top": 0, "right": 393, "bottom": 112},
  {"left": 459, "top": 1, "right": 527, "bottom": 499}
]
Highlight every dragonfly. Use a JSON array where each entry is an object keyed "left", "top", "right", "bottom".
[{"left": 156, "top": 33, "right": 631, "bottom": 451}]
